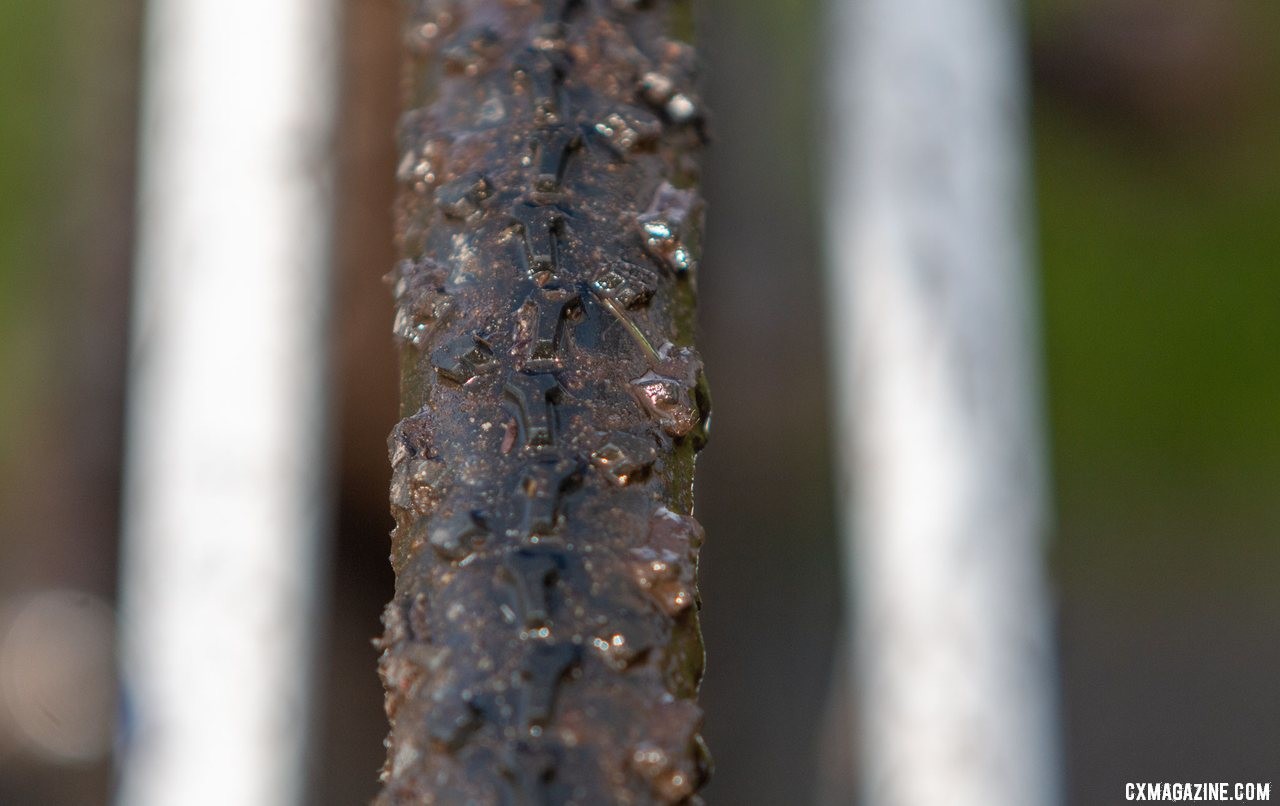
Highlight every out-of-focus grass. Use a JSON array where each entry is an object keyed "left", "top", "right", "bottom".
[
  {"left": 1038, "top": 110, "right": 1280, "bottom": 473},
  {"left": 0, "top": 0, "right": 69, "bottom": 450},
  {"left": 1032, "top": 3, "right": 1280, "bottom": 591}
]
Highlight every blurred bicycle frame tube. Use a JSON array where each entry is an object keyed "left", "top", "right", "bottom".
[{"left": 118, "top": 0, "right": 340, "bottom": 804}]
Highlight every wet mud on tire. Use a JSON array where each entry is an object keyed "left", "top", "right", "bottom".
[{"left": 376, "top": 1, "right": 711, "bottom": 803}]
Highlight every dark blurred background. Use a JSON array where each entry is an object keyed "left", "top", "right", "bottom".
[{"left": 1, "top": 0, "right": 1277, "bottom": 803}]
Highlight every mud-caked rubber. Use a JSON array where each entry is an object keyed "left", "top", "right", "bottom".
[{"left": 375, "top": 1, "right": 711, "bottom": 803}]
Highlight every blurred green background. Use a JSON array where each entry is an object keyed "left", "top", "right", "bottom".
[{"left": 1, "top": 0, "right": 1276, "bottom": 803}]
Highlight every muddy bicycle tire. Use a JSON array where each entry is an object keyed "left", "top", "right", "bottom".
[{"left": 374, "top": 1, "right": 711, "bottom": 803}]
